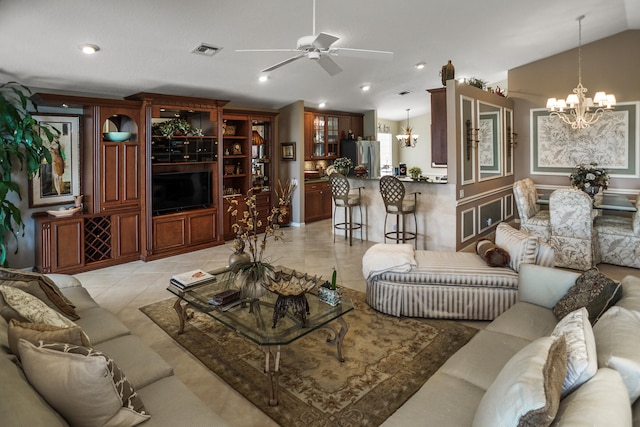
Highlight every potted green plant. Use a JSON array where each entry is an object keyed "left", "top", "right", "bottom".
[
  {"left": 318, "top": 267, "right": 343, "bottom": 306},
  {"left": 151, "top": 118, "right": 203, "bottom": 139},
  {"left": 408, "top": 166, "right": 422, "bottom": 179},
  {"left": 0, "top": 82, "right": 56, "bottom": 266},
  {"left": 465, "top": 77, "right": 487, "bottom": 89}
]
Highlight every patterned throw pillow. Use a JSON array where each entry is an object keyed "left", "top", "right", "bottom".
[
  {"left": 8, "top": 319, "right": 91, "bottom": 357},
  {"left": 552, "top": 268, "right": 623, "bottom": 324},
  {"left": 0, "top": 268, "right": 78, "bottom": 320},
  {"left": 18, "top": 340, "right": 150, "bottom": 427},
  {"left": 0, "top": 285, "right": 77, "bottom": 328},
  {"left": 475, "top": 239, "right": 510, "bottom": 268},
  {"left": 550, "top": 307, "right": 597, "bottom": 396},
  {"left": 473, "top": 335, "right": 567, "bottom": 427}
]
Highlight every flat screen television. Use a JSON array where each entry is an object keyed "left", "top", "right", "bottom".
[{"left": 152, "top": 170, "right": 212, "bottom": 215}]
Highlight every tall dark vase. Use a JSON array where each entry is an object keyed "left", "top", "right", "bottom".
[{"left": 441, "top": 60, "right": 455, "bottom": 86}]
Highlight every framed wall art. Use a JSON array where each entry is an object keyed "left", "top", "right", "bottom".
[
  {"left": 281, "top": 142, "right": 296, "bottom": 161},
  {"left": 530, "top": 102, "right": 639, "bottom": 178},
  {"left": 29, "top": 115, "right": 81, "bottom": 207}
]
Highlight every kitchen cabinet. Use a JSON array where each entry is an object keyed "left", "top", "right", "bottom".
[
  {"left": 428, "top": 87, "right": 447, "bottom": 167},
  {"left": 304, "top": 181, "right": 332, "bottom": 223},
  {"left": 304, "top": 109, "right": 364, "bottom": 160}
]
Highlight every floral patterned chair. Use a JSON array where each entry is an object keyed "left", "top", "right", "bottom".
[
  {"left": 513, "top": 178, "right": 551, "bottom": 241},
  {"left": 594, "top": 197, "right": 640, "bottom": 268},
  {"left": 549, "top": 188, "right": 600, "bottom": 271}
]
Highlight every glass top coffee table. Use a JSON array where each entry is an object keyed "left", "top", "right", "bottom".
[{"left": 166, "top": 266, "right": 354, "bottom": 406}]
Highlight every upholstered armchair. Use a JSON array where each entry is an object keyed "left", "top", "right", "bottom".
[
  {"left": 549, "top": 188, "right": 600, "bottom": 271},
  {"left": 594, "top": 197, "right": 640, "bottom": 268},
  {"left": 513, "top": 178, "right": 550, "bottom": 241}
]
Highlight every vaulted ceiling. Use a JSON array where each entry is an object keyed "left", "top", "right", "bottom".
[{"left": 1, "top": 0, "right": 638, "bottom": 120}]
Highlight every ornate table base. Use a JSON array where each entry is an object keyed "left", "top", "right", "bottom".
[{"left": 263, "top": 316, "right": 349, "bottom": 406}]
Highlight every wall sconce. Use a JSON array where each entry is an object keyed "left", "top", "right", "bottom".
[
  {"left": 507, "top": 128, "right": 518, "bottom": 157},
  {"left": 465, "top": 120, "right": 478, "bottom": 161}
]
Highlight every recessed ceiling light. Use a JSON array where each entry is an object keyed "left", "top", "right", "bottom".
[
  {"left": 79, "top": 44, "right": 100, "bottom": 54},
  {"left": 360, "top": 84, "right": 371, "bottom": 91},
  {"left": 319, "top": 102, "right": 326, "bottom": 108},
  {"left": 258, "top": 75, "right": 269, "bottom": 83},
  {"left": 414, "top": 62, "right": 426, "bottom": 69}
]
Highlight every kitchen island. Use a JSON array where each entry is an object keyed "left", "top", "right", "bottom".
[{"left": 339, "top": 176, "right": 457, "bottom": 251}]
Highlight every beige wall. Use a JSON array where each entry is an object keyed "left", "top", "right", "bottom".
[
  {"left": 276, "top": 101, "right": 305, "bottom": 225},
  {"left": 508, "top": 30, "right": 640, "bottom": 192}
]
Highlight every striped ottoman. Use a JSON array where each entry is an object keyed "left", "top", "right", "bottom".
[{"left": 366, "top": 250, "right": 519, "bottom": 320}]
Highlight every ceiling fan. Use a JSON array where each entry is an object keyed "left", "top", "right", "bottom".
[{"left": 235, "top": 0, "right": 393, "bottom": 76}]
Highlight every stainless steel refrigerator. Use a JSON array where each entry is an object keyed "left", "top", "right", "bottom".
[{"left": 339, "top": 139, "right": 380, "bottom": 178}]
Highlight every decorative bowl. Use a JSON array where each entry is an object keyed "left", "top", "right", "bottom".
[
  {"left": 46, "top": 206, "right": 81, "bottom": 217},
  {"left": 103, "top": 132, "right": 132, "bottom": 142}
]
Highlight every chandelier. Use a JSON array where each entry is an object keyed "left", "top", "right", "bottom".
[
  {"left": 396, "top": 109, "right": 419, "bottom": 147},
  {"left": 546, "top": 15, "right": 616, "bottom": 130}
]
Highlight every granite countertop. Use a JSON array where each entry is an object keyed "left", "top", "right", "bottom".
[
  {"left": 304, "top": 177, "right": 330, "bottom": 184},
  {"left": 349, "top": 175, "right": 448, "bottom": 184}
]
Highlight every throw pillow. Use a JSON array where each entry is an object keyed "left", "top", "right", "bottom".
[
  {"left": 550, "top": 307, "right": 597, "bottom": 396},
  {"left": 0, "top": 268, "right": 78, "bottom": 320},
  {"left": 0, "top": 285, "right": 77, "bottom": 328},
  {"left": 593, "top": 306, "right": 640, "bottom": 402},
  {"left": 495, "top": 223, "right": 539, "bottom": 272},
  {"left": 535, "top": 240, "right": 555, "bottom": 268},
  {"left": 18, "top": 340, "right": 150, "bottom": 427},
  {"left": 473, "top": 335, "right": 567, "bottom": 427},
  {"left": 552, "top": 268, "right": 623, "bottom": 324},
  {"left": 8, "top": 319, "right": 91, "bottom": 357},
  {"left": 475, "top": 239, "right": 510, "bottom": 268},
  {"left": 551, "top": 368, "right": 632, "bottom": 427}
]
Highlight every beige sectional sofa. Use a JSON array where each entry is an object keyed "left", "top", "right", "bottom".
[
  {"left": 0, "top": 272, "right": 228, "bottom": 426},
  {"left": 382, "top": 264, "right": 640, "bottom": 426}
]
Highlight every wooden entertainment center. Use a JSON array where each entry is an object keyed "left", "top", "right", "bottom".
[{"left": 31, "top": 92, "right": 276, "bottom": 274}]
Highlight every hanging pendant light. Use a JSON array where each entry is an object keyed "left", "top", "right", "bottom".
[
  {"left": 396, "top": 109, "right": 419, "bottom": 147},
  {"left": 546, "top": 15, "right": 616, "bottom": 130}
]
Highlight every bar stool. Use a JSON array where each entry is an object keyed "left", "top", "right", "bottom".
[
  {"left": 328, "top": 173, "right": 363, "bottom": 245},
  {"left": 379, "top": 175, "right": 420, "bottom": 248}
]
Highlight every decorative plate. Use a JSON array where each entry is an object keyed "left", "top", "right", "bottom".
[{"left": 46, "top": 206, "right": 81, "bottom": 217}]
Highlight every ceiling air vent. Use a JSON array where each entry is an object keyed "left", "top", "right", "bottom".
[
  {"left": 191, "top": 43, "right": 222, "bottom": 57},
  {"left": 397, "top": 90, "right": 413, "bottom": 96}
]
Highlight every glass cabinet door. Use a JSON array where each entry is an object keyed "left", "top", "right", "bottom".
[{"left": 313, "top": 115, "right": 325, "bottom": 157}]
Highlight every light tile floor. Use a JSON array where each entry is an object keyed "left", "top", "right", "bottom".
[{"left": 73, "top": 219, "right": 638, "bottom": 426}]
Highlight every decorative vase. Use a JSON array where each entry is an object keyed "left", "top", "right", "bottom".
[
  {"left": 336, "top": 167, "right": 349, "bottom": 176},
  {"left": 318, "top": 283, "right": 343, "bottom": 306},
  {"left": 441, "top": 60, "right": 455, "bottom": 86},
  {"left": 234, "top": 262, "right": 274, "bottom": 299},
  {"left": 228, "top": 251, "right": 251, "bottom": 268},
  {"left": 583, "top": 185, "right": 601, "bottom": 199}
]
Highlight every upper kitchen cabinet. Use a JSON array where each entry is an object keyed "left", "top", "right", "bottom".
[
  {"left": 304, "top": 108, "right": 363, "bottom": 160},
  {"left": 428, "top": 88, "right": 447, "bottom": 167}
]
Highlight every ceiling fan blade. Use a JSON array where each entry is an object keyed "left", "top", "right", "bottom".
[
  {"left": 236, "top": 48, "right": 298, "bottom": 53},
  {"left": 329, "top": 47, "right": 394, "bottom": 60},
  {"left": 312, "top": 32, "right": 339, "bottom": 49},
  {"left": 261, "top": 53, "right": 307, "bottom": 73},
  {"left": 316, "top": 55, "right": 342, "bottom": 76}
]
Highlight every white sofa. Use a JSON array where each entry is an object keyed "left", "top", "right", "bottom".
[
  {"left": 382, "top": 264, "right": 640, "bottom": 426},
  {"left": 0, "top": 271, "right": 228, "bottom": 426}
]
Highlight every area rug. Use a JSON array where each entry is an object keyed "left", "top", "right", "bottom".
[{"left": 140, "top": 288, "right": 477, "bottom": 426}]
